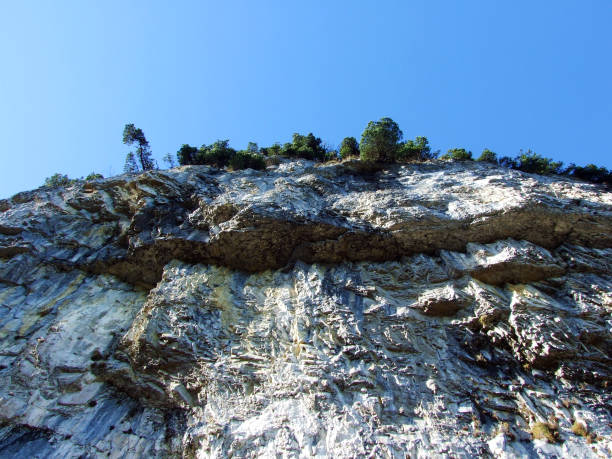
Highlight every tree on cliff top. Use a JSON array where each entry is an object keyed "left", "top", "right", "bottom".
[
  {"left": 339, "top": 136, "right": 359, "bottom": 159},
  {"left": 123, "top": 124, "right": 155, "bottom": 171},
  {"left": 359, "top": 118, "right": 403, "bottom": 162}
]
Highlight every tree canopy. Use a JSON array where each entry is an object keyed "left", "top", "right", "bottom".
[
  {"left": 476, "top": 149, "right": 497, "bottom": 163},
  {"left": 281, "top": 133, "right": 328, "bottom": 161},
  {"left": 339, "top": 137, "right": 359, "bottom": 159},
  {"left": 359, "top": 117, "right": 403, "bottom": 163},
  {"left": 440, "top": 148, "right": 473, "bottom": 161},
  {"left": 397, "top": 136, "right": 434, "bottom": 161}
]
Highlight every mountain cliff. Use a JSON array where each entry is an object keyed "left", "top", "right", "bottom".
[{"left": 0, "top": 159, "right": 611, "bottom": 458}]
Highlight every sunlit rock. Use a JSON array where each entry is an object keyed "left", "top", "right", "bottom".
[{"left": 0, "top": 159, "right": 611, "bottom": 457}]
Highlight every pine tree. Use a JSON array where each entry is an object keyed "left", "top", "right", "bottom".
[
  {"left": 359, "top": 118, "right": 403, "bottom": 163},
  {"left": 123, "top": 124, "right": 155, "bottom": 171},
  {"left": 124, "top": 151, "right": 139, "bottom": 173}
]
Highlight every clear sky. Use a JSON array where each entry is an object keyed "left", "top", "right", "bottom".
[{"left": 1, "top": 1, "right": 611, "bottom": 198}]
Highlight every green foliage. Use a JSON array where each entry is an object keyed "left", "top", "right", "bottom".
[
  {"left": 165, "top": 126, "right": 612, "bottom": 190},
  {"left": 495, "top": 150, "right": 610, "bottom": 187},
  {"left": 85, "top": 172, "right": 104, "bottom": 181},
  {"left": 124, "top": 152, "right": 139, "bottom": 173},
  {"left": 123, "top": 124, "right": 155, "bottom": 171},
  {"left": 397, "top": 136, "right": 433, "bottom": 161},
  {"left": 476, "top": 149, "right": 498, "bottom": 163},
  {"left": 229, "top": 150, "right": 266, "bottom": 171},
  {"left": 564, "top": 163, "right": 611, "bottom": 185},
  {"left": 339, "top": 136, "right": 359, "bottom": 159},
  {"left": 280, "top": 133, "right": 327, "bottom": 161},
  {"left": 44, "top": 172, "right": 103, "bottom": 188},
  {"left": 44, "top": 173, "right": 76, "bottom": 187},
  {"left": 514, "top": 149, "right": 563, "bottom": 175},
  {"left": 441, "top": 148, "right": 473, "bottom": 161},
  {"left": 177, "top": 144, "right": 198, "bottom": 166},
  {"left": 260, "top": 143, "right": 282, "bottom": 156},
  {"left": 324, "top": 150, "right": 339, "bottom": 162},
  {"left": 359, "top": 117, "right": 403, "bottom": 163},
  {"left": 196, "top": 140, "right": 236, "bottom": 168}
]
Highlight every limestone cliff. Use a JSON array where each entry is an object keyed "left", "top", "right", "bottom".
[{"left": 0, "top": 159, "right": 610, "bottom": 458}]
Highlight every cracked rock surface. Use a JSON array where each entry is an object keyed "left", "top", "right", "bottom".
[{"left": 0, "top": 159, "right": 611, "bottom": 457}]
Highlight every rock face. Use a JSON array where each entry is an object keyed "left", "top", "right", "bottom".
[{"left": 0, "top": 159, "right": 611, "bottom": 458}]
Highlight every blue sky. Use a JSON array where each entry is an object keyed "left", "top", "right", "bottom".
[{"left": 1, "top": 1, "right": 611, "bottom": 197}]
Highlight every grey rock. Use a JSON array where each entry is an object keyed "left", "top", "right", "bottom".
[{"left": 0, "top": 159, "right": 611, "bottom": 457}]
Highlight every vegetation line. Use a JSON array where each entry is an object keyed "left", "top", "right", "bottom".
[{"left": 43, "top": 118, "right": 611, "bottom": 188}]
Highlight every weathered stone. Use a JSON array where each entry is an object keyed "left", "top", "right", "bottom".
[{"left": 0, "top": 159, "right": 611, "bottom": 457}]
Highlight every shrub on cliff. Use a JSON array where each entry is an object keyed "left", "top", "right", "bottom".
[
  {"left": 177, "top": 141, "right": 236, "bottom": 168},
  {"left": 177, "top": 144, "right": 198, "bottom": 166},
  {"left": 396, "top": 136, "right": 434, "bottom": 161},
  {"left": 280, "top": 133, "right": 327, "bottom": 161},
  {"left": 564, "top": 163, "right": 611, "bottom": 185},
  {"left": 85, "top": 172, "right": 104, "bottom": 181},
  {"left": 476, "top": 149, "right": 498, "bottom": 163},
  {"left": 229, "top": 151, "right": 266, "bottom": 170},
  {"left": 339, "top": 136, "right": 360, "bottom": 159},
  {"left": 196, "top": 140, "right": 236, "bottom": 168},
  {"left": 324, "top": 150, "right": 340, "bottom": 162},
  {"left": 44, "top": 173, "right": 103, "bottom": 188},
  {"left": 44, "top": 173, "right": 76, "bottom": 187},
  {"left": 513, "top": 150, "right": 563, "bottom": 175},
  {"left": 441, "top": 148, "right": 473, "bottom": 161},
  {"left": 359, "top": 117, "right": 403, "bottom": 163},
  {"left": 260, "top": 143, "right": 282, "bottom": 157}
]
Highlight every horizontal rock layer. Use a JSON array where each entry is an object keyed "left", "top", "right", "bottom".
[{"left": 0, "top": 159, "right": 611, "bottom": 457}]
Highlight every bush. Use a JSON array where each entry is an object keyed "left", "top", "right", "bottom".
[
  {"left": 324, "top": 151, "right": 339, "bottom": 162},
  {"left": 229, "top": 151, "right": 266, "bottom": 170},
  {"left": 514, "top": 150, "right": 563, "bottom": 175},
  {"left": 397, "top": 136, "right": 433, "bottom": 161},
  {"left": 476, "top": 149, "right": 498, "bottom": 163},
  {"left": 359, "top": 117, "right": 403, "bottom": 163},
  {"left": 530, "top": 422, "right": 559, "bottom": 443},
  {"left": 280, "top": 133, "right": 327, "bottom": 161},
  {"left": 85, "top": 172, "right": 104, "bottom": 181},
  {"left": 195, "top": 140, "right": 236, "bottom": 168},
  {"left": 177, "top": 144, "right": 198, "bottom": 166},
  {"left": 441, "top": 148, "right": 473, "bottom": 161},
  {"left": 260, "top": 143, "right": 282, "bottom": 156},
  {"left": 564, "top": 163, "right": 611, "bottom": 185},
  {"left": 44, "top": 173, "right": 76, "bottom": 188},
  {"left": 339, "top": 136, "right": 359, "bottom": 159},
  {"left": 571, "top": 420, "right": 588, "bottom": 437}
]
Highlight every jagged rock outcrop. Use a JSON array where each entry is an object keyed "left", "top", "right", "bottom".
[{"left": 0, "top": 159, "right": 610, "bottom": 458}]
